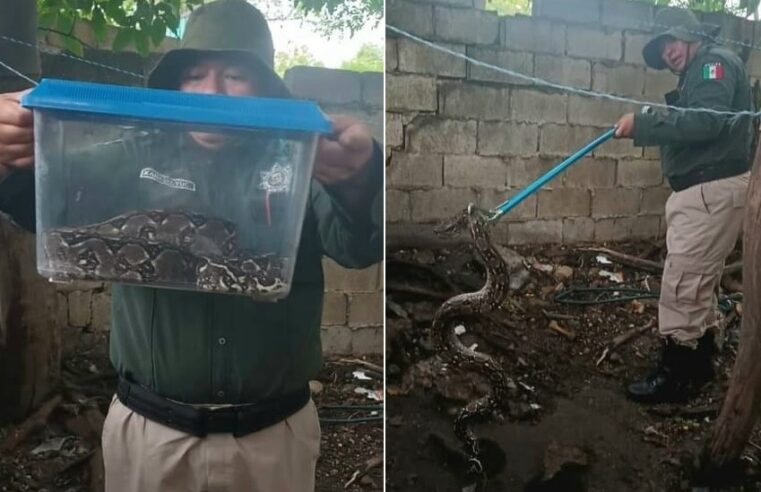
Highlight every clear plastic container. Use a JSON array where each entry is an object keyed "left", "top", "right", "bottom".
[{"left": 22, "top": 78, "right": 332, "bottom": 301}]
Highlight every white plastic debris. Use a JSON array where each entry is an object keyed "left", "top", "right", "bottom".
[
  {"left": 352, "top": 370, "right": 372, "bottom": 381},
  {"left": 598, "top": 270, "right": 624, "bottom": 283},
  {"left": 354, "top": 387, "right": 383, "bottom": 401},
  {"left": 596, "top": 255, "right": 613, "bottom": 265},
  {"left": 454, "top": 325, "right": 466, "bottom": 336},
  {"left": 467, "top": 343, "right": 478, "bottom": 352},
  {"left": 31, "top": 436, "right": 70, "bottom": 455}
]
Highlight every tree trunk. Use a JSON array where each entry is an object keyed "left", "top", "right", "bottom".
[
  {"left": 0, "top": 0, "right": 62, "bottom": 424},
  {"left": 702, "top": 139, "right": 761, "bottom": 469}
]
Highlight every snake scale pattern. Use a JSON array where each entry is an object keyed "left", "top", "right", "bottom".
[
  {"left": 42, "top": 210, "right": 287, "bottom": 296},
  {"left": 432, "top": 203, "right": 511, "bottom": 475}
]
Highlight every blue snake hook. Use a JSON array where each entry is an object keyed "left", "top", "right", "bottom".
[{"left": 487, "top": 127, "right": 617, "bottom": 223}]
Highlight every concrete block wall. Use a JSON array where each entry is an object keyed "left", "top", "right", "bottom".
[
  {"left": 387, "top": 0, "right": 761, "bottom": 246},
  {"left": 38, "top": 42, "right": 383, "bottom": 355}
]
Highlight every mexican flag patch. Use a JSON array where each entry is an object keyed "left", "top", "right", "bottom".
[{"left": 702, "top": 62, "right": 724, "bottom": 80}]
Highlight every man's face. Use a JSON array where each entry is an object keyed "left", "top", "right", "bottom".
[
  {"left": 179, "top": 57, "right": 260, "bottom": 150},
  {"left": 660, "top": 37, "right": 691, "bottom": 73}
]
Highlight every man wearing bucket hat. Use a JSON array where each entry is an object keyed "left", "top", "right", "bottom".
[
  {"left": 0, "top": 0, "right": 382, "bottom": 490},
  {"left": 614, "top": 7, "right": 752, "bottom": 404}
]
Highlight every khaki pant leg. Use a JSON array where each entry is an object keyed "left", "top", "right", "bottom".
[
  {"left": 102, "top": 395, "right": 321, "bottom": 492},
  {"left": 659, "top": 172, "right": 749, "bottom": 345}
]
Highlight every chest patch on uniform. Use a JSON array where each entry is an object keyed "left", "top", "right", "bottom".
[
  {"left": 702, "top": 62, "right": 724, "bottom": 80},
  {"left": 139, "top": 167, "right": 196, "bottom": 192},
  {"left": 259, "top": 164, "right": 292, "bottom": 193}
]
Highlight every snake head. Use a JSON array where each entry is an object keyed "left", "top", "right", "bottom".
[{"left": 433, "top": 203, "right": 493, "bottom": 237}]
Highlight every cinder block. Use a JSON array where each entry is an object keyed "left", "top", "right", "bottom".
[
  {"left": 386, "top": 74, "right": 437, "bottom": 112},
  {"left": 385, "top": 189, "right": 411, "bottom": 222},
  {"left": 467, "top": 47, "right": 533, "bottom": 85},
  {"left": 532, "top": 0, "right": 601, "bottom": 25},
  {"left": 592, "top": 64, "right": 646, "bottom": 96},
  {"left": 407, "top": 116, "right": 478, "bottom": 154},
  {"left": 701, "top": 12, "right": 754, "bottom": 56},
  {"left": 284, "top": 67, "right": 361, "bottom": 104},
  {"left": 479, "top": 188, "right": 537, "bottom": 221},
  {"left": 563, "top": 217, "right": 596, "bottom": 243},
  {"left": 591, "top": 188, "right": 641, "bottom": 217},
  {"left": 348, "top": 291, "right": 384, "bottom": 326},
  {"left": 361, "top": 73, "right": 382, "bottom": 107},
  {"left": 68, "top": 290, "right": 92, "bottom": 328},
  {"left": 748, "top": 50, "right": 761, "bottom": 79},
  {"left": 641, "top": 186, "right": 671, "bottom": 214},
  {"left": 387, "top": 37, "right": 398, "bottom": 71},
  {"left": 629, "top": 215, "right": 661, "bottom": 239},
  {"left": 434, "top": 6, "right": 499, "bottom": 45},
  {"left": 644, "top": 146, "right": 660, "bottom": 160},
  {"left": 397, "top": 38, "right": 467, "bottom": 77},
  {"left": 643, "top": 68, "right": 677, "bottom": 99},
  {"left": 322, "top": 292, "right": 348, "bottom": 325},
  {"left": 386, "top": 113, "right": 404, "bottom": 148},
  {"left": 568, "top": 96, "right": 632, "bottom": 127},
  {"left": 595, "top": 134, "right": 643, "bottom": 159},
  {"left": 510, "top": 89, "right": 567, "bottom": 124},
  {"left": 91, "top": 291, "right": 111, "bottom": 331},
  {"left": 478, "top": 121, "right": 539, "bottom": 156},
  {"left": 617, "top": 159, "right": 663, "bottom": 187},
  {"left": 347, "top": 325, "right": 383, "bottom": 355},
  {"left": 601, "top": 0, "right": 653, "bottom": 30},
  {"left": 567, "top": 26, "right": 622, "bottom": 62},
  {"left": 534, "top": 55, "right": 591, "bottom": 89},
  {"left": 538, "top": 189, "right": 591, "bottom": 218},
  {"left": 507, "top": 156, "right": 559, "bottom": 188},
  {"left": 323, "top": 260, "right": 381, "bottom": 291},
  {"left": 387, "top": 1, "right": 434, "bottom": 38},
  {"left": 439, "top": 83, "right": 510, "bottom": 120},
  {"left": 595, "top": 217, "right": 633, "bottom": 241},
  {"left": 321, "top": 325, "right": 352, "bottom": 355},
  {"left": 507, "top": 220, "right": 563, "bottom": 245},
  {"left": 501, "top": 16, "right": 565, "bottom": 55},
  {"left": 623, "top": 32, "right": 650, "bottom": 65},
  {"left": 540, "top": 124, "right": 599, "bottom": 156},
  {"left": 444, "top": 155, "right": 508, "bottom": 187},
  {"left": 388, "top": 152, "right": 443, "bottom": 187},
  {"left": 563, "top": 157, "right": 616, "bottom": 188},
  {"left": 410, "top": 188, "right": 478, "bottom": 221}
]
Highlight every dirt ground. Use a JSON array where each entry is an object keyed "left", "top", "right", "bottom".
[
  {"left": 386, "top": 239, "right": 760, "bottom": 492},
  {"left": 0, "top": 341, "right": 382, "bottom": 492}
]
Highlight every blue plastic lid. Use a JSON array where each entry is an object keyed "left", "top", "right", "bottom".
[{"left": 22, "top": 78, "right": 333, "bottom": 134}]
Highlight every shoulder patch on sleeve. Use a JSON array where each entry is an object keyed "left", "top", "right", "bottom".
[{"left": 702, "top": 61, "right": 724, "bottom": 80}]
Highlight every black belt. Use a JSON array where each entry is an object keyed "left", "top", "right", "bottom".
[
  {"left": 668, "top": 164, "right": 747, "bottom": 192},
  {"left": 116, "top": 376, "right": 310, "bottom": 438}
]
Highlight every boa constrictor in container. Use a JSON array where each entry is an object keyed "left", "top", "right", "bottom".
[
  {"left": 42, "top": 210, "right": 287, "bottom": 297},
  {"left": 432, "top": 203, "right": 511, "bottom": 476}
]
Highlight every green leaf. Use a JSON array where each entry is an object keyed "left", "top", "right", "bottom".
[
  {"left": 62, "top": 35, "right": 84, "bottom": 57},
  {"left": 134, "top": 30, "right": 150, "bottom": 56},
  {"left": 56, "top": 12, "right": 75, "bottom": 34},
  {"left": 112, "top": 28, "right": 133, "bottom": 51},
  {"left": 90, "top": 7, "right": 107, "bottom": 44},
  {"left": 38, "top": 11, "right": 58, "bottom": 29},
  {"left": 149, "top": 18, "right": 167, "bottom": 47}
]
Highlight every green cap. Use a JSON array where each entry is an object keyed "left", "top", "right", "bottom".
[
  {"left": 642, "top": 8, "right": 717, "bottom": 70},
  {"left": 147, "top": 0, "right": 289, "bottom": 97}
]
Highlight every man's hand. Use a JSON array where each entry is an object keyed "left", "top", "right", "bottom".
[
  {"left": 614, "top": 113, "right": 635, "bottom": 139},
  {"left": 313, "top": 115, "right": 374, "bottom": 186},
  {"left": 0, "top": 90, "right": 35, "bottom": 176}
]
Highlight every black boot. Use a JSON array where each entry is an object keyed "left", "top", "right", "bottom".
[
  {"left": 692, "top": 331, "right": 717, "bottom": 386},
  {"left": 626, "top": 338, "right": 694, "bottom": 403}
]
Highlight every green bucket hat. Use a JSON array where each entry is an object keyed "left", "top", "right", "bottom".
[
  {"left": 147, "top": 0, "right": 290, "bottom": 97},
  {"left": 642, "top": 7, "right": 718, "bottom": 70}
]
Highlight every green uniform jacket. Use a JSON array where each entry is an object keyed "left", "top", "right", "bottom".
[
  {"left": 633, "top": 43, "right": 753, "bottom": 182},
  {"left": 0, "top": 133, "right": 383, "bottom": 404}
]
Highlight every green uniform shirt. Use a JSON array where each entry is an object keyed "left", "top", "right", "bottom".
[
  {"left": 632, "top": 43, "right": 753, "bottom": 181},
  {"left": 0, "top": 131, "right": 383, "bottom": 404}
]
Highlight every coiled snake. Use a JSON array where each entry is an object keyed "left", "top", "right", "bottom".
[
  {"left": 42, "top": 210, "right": 287, "bottom": 296},
  {"left": 432, "top": 203, "right": 511, "bottom": 475}
]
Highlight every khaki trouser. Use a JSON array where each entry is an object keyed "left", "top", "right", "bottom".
[
  {"left": 659, "top": 172, "right": 750, "bottom": 346},
  {"left": 102, "top": 395, "right": 321, "bottom": 492}
]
